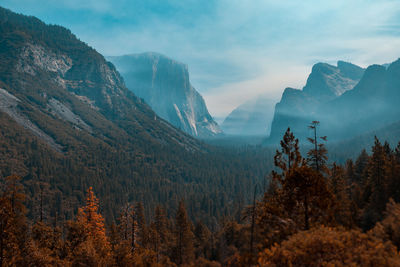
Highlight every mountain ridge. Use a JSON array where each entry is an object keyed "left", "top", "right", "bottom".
[
  {"left": 108, "top": 52, "right": 222, "bottom": 138},
  {"left": 268, "top": 61, "right": 365, "bottom": 143},
  {"left": 221, "top": 95, "right": 276, "bottom": 136}
]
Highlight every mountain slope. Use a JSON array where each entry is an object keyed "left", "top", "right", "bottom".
[
  {"left": 221, "top": 96, "right": 276, "bottom": 136},
  {"left": 0, "top": 7, "right": 272, "bottom": 225},
  {"left": 319, "top": 59, "right": 400, "bottom": 140},
  {"left": 268, "top": 61, "right": 365, "bottom": 143},
  {"left": 108, "top": 53, "right": 221, "bottom": 138}
]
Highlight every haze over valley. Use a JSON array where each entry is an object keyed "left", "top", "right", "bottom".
[{"left": 1, "top": 2, "right": 400, "bottom": 266}]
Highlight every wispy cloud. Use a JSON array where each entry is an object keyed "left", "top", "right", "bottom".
[{"left": 2, "top": 0, "right": 400, "bottom": 119}]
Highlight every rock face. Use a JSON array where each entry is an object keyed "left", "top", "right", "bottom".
[
  {"left": 268, "top": 61, "right": 365, "bottom": 143},
  {"left": 222, "top": 96, "right": 276, "bottom": 136},
  {"left": 108, "top": 53, "right": 221, "bottom": 138},
  {"left": 268, "top": 58, "right": 400, "bottom": 145},
  {"left": 319, "top": 60, "right": 400, "bottom": 140},
  {"left": 0, "top": 6, "right": 202, "bottom": 152}
]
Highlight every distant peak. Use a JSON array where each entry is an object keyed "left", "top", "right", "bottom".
[
  {"left": 364, "top": 64, "right": 386, "bottom": 74},
  {"left": 121, "top": 52, "right": 186, "bottom": 67},
  {"left": 311, "top": 62, "right": 337, "bottom": 75},
  {"left": 281, "top": 87, "right": 302, "bottom": 99},
  {"left": 337, "top": 60, "right": 363, "bottom": 70},
  {"left": 337, "top": 60, "right": 355, "bottom": 67}
]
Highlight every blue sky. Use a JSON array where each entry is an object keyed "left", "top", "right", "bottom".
[{"left": 2, "top": 0, "right": 400, "bottom": 121}]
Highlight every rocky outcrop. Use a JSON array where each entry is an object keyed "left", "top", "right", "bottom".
[
  {"left": 109, "top": 53, "right": 221, "bottom": 138},
  {"left": 0, "top": 88, "right": 62, "bottom": 151},
  {"left": 268, "top": 61, "right": 365, "bottom": 143},
  {"left": 0, "top": 6, "right": 203, "bottom": 152},
  {"left": 267, "top": 58, "right": 400, "bottom": 145}
]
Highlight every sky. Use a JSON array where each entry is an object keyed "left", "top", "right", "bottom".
[{"left": 2, "top": 0, "right": 400, "bottom": 122}]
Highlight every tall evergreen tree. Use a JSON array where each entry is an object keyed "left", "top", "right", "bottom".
[
  {"left": 307, "top": 121, "right": 328, "bottom": 174},
  {"left": 0, "top": 175, "right": 27, "bottom": 267},
  {"left": 274, "top": 127, "right": 303, "bottom": 177},
  {"left": 354, "top": 149, "right": 369, "bottom": 184},
  {"left": 362, "top": 137, "right": 389, "bottom": 229},
  {"left": 135, "top": 202, "right": 148, "bottom": 248},
  {"left": 330, "top": 163, "right": 353, "bottom": 227},
  {"left": 172, "top": 200, "right": 194, "bottom": 265},
  {"left": 67, "top": 187, "right": 112, "bottom": 266}
]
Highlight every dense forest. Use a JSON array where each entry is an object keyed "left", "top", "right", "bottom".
[
  {"left": 0, "top": 5, "right": 275, "bottom": 228},
  {"left": 1, "top": 5, "right": 400, "bottom": 267},
  {"left": 2, "top": 124, "right": 400, "bottom": 266}
]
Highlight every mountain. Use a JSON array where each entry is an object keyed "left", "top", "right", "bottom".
[
  {"left": 268, "top": 61, "right": 365, "bottom": 143},
  {"left": 108, "top": 53, "right": 221, "bottom": 138},
  {"left": 328, "top": 120, "right": 400, "bottom": 163},
  {"left": 0, "top": 7, "right": 271, "bottom": 224},
  {"left": 221, "top": 95, "right": 276, "bottom": 136},
  {"left": 319, "top": 60, "right": 400, "bottom": 140},
  {"left": 268, "top": 58, "right": 400, "bottom": 146}
]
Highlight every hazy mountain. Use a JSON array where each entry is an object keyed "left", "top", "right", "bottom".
[
  {"left": 328, "top": 120, "right": 400, "bottom": 163},
  {"left": 0, "top": 6, "right": 274, "bottom": 225},
  {"left": 319, "top": 59, "right": 400, "bottom": 140},
  {"left": 268, "top": 61, "right": 365, "bottom": 144},
  {"left": 268, "top": 58, "right": 400, "bottom": 146},
  {"left": 221, "top": 96, "right": 276, "bottom": 136},
  {"left": 108, "top": 53, "right": 221, "bottom": 138}
]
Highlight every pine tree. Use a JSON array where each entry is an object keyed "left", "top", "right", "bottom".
[
  {"left": 354, "top": 149, "right": 369, "bottom": 184},
  {"left": 258, "top": 129, "right": 334, "bottom": 251},
  {"left": 362, "top": 137, "right": 389, "bottom": 229},
  {"left": 273, "top": 127, "right": 302, "bottom": 177},
  {"left": 330, "top": 163, "right": 353, "bottom": 227},
  {"left": 172, "top": 200, "right": 194, "bottom": 265},
  {"left": 395, "top": 142, "right": 400, "bottom": 163},
  {"left": 194, "top": 221, "right": 211, "bottom": 259},
  {"left": 152, "top": 205, "right": 168, "bottom": 261},
  {"left": 282, "top": 165, "right": 333, "bottom": 230},
  {"left": 68, "top": 187, "right": 112, "bottom": 265},
  {"left": 0, "top": 175, "right": 27, "bottom": 267},
  {"left": 135, "top": 202, "right": 148, "bottom": 248},
  {"left": 307, "top": 121, "right": 328, "bottom": 174}
]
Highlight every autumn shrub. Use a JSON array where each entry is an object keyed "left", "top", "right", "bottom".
[{"left": 258, "top": 226, "right": 400, "bottom": 267}]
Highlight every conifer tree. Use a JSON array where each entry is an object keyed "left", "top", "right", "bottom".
[
  {"left": 258, "top": 129, "right": 334, "bottom": 250},
  {"left": 273, "top": 127, "right": 302, "bottom": 177},
  {"left": 0, "top": 175, "right": 27, "bottom": 267},
  {"left": 152, "top": 205, "right": 168, "bottom": 260},
  {"left": 330, "top": 163, "right": 353, "bottom": 227},
  {"left": 354, "top": 149, "right": 369, "bottom": 183},
  {"left": 395, "top": 142, "right": 400, "bottom": 163},
  {"left": 194, "top": 221, "right": 211, "bottom": 259},
  {"left": 282, "top": 165, "right": 333, "bottom": 230},
  {"left": 307, "top": 121, "right": 328, "bottom": 174},
  {"left": 172, "top": 200, "right": 194, "bottom": 265},
  {"left": 362, "top": 137, "right": 390, "bottom": 229},
  {"left": 68, "top": 187, "right": 112, "bottom": 265},
  {"left": 135, "top": 202, "right": 148, "bottom": 248}
]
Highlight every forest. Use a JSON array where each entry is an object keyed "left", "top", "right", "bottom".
[{"left": 2, "top": 123, "right": 400, "bottom": 266}]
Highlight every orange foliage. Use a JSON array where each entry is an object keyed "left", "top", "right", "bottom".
[
  {"left": 76, "top": 187, "right": 109, "bottom": 245},
  {"left": 72, "top": 187, "right": 112, "bottom": 265},
  {"left": 258, "top": 226, "right": 400, "bottom": 267}
]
